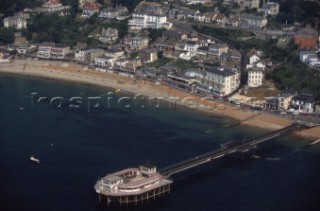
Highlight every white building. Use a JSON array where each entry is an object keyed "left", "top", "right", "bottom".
[
  {"left": 184, "top": 41, "right": 199, "bottom": 55},
  {"left": 240, "top": 15, "right": 268, "bottom": 29},
  {"left": 51, "top": 44, "right": 70, "bottom": 59},
  {"left": 82, "top": 1, "right": 100, "bottom": 17},
  {"left": 289, "top": 94, "right": 315, "bottom": 114},
  {"left": 42, "top": 0, "right": 68, "bottom": 13},
  {"left": 128, "top": 13, "right": 172, "bottom": 31},
  {"left": 195, "top": 67, "right": 240, "bottom": 96},
  {"left": 258, "top": 2, "right": 280, "bottom": 16},
  {"left": 37, "top": 42, "right": 53, "bottom": 59},
  {"left": 99, "top": 28, "right": 118, "bottom": 44},
  {"left": 95, "top": 56, "right": 117, "bottom": 69},
  {"left": 248, "top": 49, "right": 261, "bottom": 64},
  {"left": 208, "top": 43, "right": 229, "bottom": 56},
  {"left": 247, "top": 67, "right": 264, "bottom": 87},
  {"left": 3, "top": 16, "right": 27, "bottom": 29}
]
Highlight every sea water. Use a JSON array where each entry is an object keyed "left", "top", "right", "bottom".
[{"left": 0, "top": 73, "right": 319, "bottom": 211}]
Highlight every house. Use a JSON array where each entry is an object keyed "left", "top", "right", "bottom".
[
  {"left": 247, "top": 67, "right": 264, "bottom": 87},
  {"left": 0, "top": 51, "right": 10, "bottom": 63},
  {"left": 299, "top": 51, "right": 317, "bottom": 63},
  {"left": 243, "top": 0, "right": 260, "bottom": 9},
  {"left": 184, "top": 41, "right": 199, "bottom": 54},
  {"left": 128, "top": 13, "right": 172, "bottom": 31},
  {"left": 138, "top": 48, "right": 158, "bottom": 63},
  {"left": 265, "top": 97, "right": 279, "bottom": 110},
  {"left": 294, "top": 25, "right": 319, "bottom": 49},
  {"left": 37, "top": 42, "right": 53, "bottom": 59},
  {"left": 194, "top": 12, "right": 206, "bottom": 22},
  {"left": 74, "top": 48, "right": 105, "bottom": 64},
  {"left": 3, "top": 16, "right": 27, "bottom": 29},
  {"left": 214, "top": 13, "right": 227, "bottom": 25},
  {"left": 208, "top": 43, "right": 229, "bottom": 56},
  {"left": 104, "top": 47, "right": 124, "bottom": 58},
  {"left": 258, "top": 2, "right": 280, "bottom": 16},
  {"left": 248, "top": 49, "right": 261, "bottom": 64},
  {"left": 278, "top": 92, "right": 294, "bottom": 110},
  {"left": 204, "top": 12, "right": 217, "bottom": 23},
  {"left": 42, "top": 0, "right": 67, "bottom": 13},
  {"left": 228, "top": 15, "right": 240, "bottom": 27},
  {"left": 51, "top": 44, "right": 70, "bottom": 59},
  {"left": 194, "top": 67, "right": 240, "bottom": 96},
  {"left": 95, "top": 56, "right": 116, "bottom": 69},
  {"left": 99, "top": 28, "right": 118, "bottom": 44},
  {"left": 125, "top": 59, "right": 142, "bottom": 72},
  {"left": 82, "top": 1, "right": 100, "bottom": 17},
  {"left": 98, "top": 5, "right": 128, "bottom": 19},
  {"left": 162, "top": 30, "right": 188, "bottom": 41},
  {"left": 289, "top": 94, "right": 315, "bottom": 114},
  {"left": 127, "top": 35, "right": 149, "bottom": 51},
  {"left": 197, "top": 46, "right": 209, "bottom": 56},
  {"left": 240, "top": 15, "right": 267, "bottom": 29}
]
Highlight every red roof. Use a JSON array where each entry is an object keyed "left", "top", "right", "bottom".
[
  {"left": 83, "top": 2, "right": 100, "bottom": 10},
  {"left": 248, "top": 49, "right": 258, "bottom": 58}
]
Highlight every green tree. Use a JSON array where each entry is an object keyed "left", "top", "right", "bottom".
[{"left": 0, "top": 28, "right": 15, "bottom": 44}]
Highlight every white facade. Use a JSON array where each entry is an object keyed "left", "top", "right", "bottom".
[
  {"left": 240, "top": 15, "right": 268, "bottom": 29},
  {"left": 128, "top": 13, "right": 171, "bottom": 30},
  {"left": 249, "top": 54, "right": 260, "bottom": 64},
  {"left": 247, "top": 68, "right": 264, "bottom": 87},
  {"left": 195, "top": 67, "right": 240, "bottom": 96},
  {"left": 95, "top": 56, "right": 116, "bottom": 69},
  {"left": 4, "top": 16, "right": 27, "bottom": 29},
  {"left": 184, "top": 41, "right": 199, "bottom": 54},
  {"left": 289, "top": 95, "right": 315, "bottom": 114}
]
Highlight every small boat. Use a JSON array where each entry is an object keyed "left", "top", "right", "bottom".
[
  {"left": 252, "top": 155, "right": 261, "bottom": 159},
  {"left": 114, "top": 89, "right": 121, "bottom": 93},
  {"left": 266, "top": 157, "right": 281, "bottom": 161},
  {"left": 30, "top": 156, "right": 40, "bottom": 164}
]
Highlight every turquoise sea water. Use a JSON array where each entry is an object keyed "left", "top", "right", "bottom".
[{"left": 0, "top": 73, "right": 319, "bottom": 211}]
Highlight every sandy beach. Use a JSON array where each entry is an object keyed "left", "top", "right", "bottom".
[{"left": 1, "top": 59, "right": 319, "bottom": 139}]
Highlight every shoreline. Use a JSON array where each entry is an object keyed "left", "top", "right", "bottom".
[{"left": 1, "top": 59, "right": 319, "bottom": 140}]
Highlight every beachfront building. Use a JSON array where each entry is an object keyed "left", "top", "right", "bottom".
[
  {"left": 74, "top": 48, "right": 105, "bottom": 64},
  {"left": 37, "top": 42, "right": 53, "bottom": 59},
  {"left": 51, "top": 44, "right": 70, "bottom": 59},
  {"left": 99, "top": 28, "right": 118, "bottom": 44},
  {"left": 289, "top": 94, "right": 315, "bottom": 114},
  {"left": 94, "top": 56, "right": 117, "bottom": 69},
  {"left": 194, "top": 67, "right": 240, "bottom": 96},
  {"left": 247, "top": 67, "right": 264, "bottom": 88},
  {"left": 3, "top": 16, "right": 27, "bottom": 29},
  {"left": 82, "top": 1, "right": 100, "bottom": 17},
  {"left": 138, "top": 48, "right": 158, "bottom": 63}
]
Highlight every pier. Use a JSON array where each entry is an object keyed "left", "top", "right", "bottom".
[
  {"left": 95, "top": 122, "right": 312, "bottom": 206},
  {"left": 159, "top": 123, "right": 305, "bottom": 177}
]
